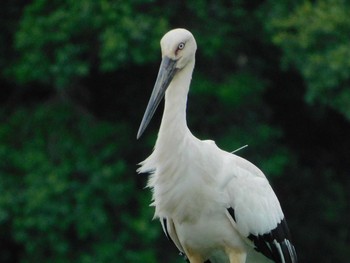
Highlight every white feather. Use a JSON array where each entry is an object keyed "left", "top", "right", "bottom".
[{"left": 138, "top": 28, "right": 295, "bottom": 263}]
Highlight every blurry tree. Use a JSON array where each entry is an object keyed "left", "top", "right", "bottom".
[
  {"left": 7, "top": 0, "right": 168, "bottom": 90},
  {"left": 0, "top": 0, "right": 27, "bottom": 74},
  {"left": 0, "top": 103, "right": 163, "bottom": 262},
  {"left": 267, "top": 0, "right": 350, "bottom": 120}
]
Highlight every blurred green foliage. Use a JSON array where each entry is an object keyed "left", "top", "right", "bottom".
[
  {"left": 9, "top": 0, "right": 167, "bottom": 89},
  {"left": 269, "top": 0, "right": 350, "bottom": 119},
  {"left": 1, "top": 0, "right": 350, "bottom": 263},
  {"left": 0, "top": 103, "right": 161, "bottom": 262}
]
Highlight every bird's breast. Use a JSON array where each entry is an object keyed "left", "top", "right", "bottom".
[
  {"left": 150, "top": 165, "right": 220, "bottom": 222},
  {"left": 147, "top": 139, "right": 227, "bottom": 223}
]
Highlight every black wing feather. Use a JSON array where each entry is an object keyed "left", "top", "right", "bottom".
[
  {"left": 227, "top": 208, "right": 297, "bottom": 263},
  {"left": 247, "top": 217, "right": 298, "bottom": 263}
]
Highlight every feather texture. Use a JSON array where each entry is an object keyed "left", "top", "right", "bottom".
[{"left": 137, "top": 28, "right": 297, "bottom": 263}]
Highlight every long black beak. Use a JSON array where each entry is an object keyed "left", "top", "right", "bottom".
[{"left": 137, "top": 56, "right": 178, "bottom": 139}]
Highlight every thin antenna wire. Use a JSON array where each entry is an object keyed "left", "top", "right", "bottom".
[{"left": 231, "top": 145, "right": 248, "bottom": 154}]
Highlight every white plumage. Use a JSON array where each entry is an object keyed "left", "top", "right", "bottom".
[{"left": 137, "top": 28, "right": 297, "bottom": 263}]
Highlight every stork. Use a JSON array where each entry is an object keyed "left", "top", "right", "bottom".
[{"left": 137, "top": 28, "right": 297, "bottom": 263}]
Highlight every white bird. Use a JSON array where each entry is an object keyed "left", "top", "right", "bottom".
[{"left": 137, "top": 28, "right": 297, "bottom": 263}]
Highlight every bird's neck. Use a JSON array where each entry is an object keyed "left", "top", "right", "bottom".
[{"left": 156, "top": 60, "right": 195, "bottom": 146}]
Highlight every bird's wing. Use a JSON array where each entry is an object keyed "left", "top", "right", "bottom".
[{"left": 223, "top": 154, "right": 297, "bottom": 263}]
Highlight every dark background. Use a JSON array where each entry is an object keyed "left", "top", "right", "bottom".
[{"left": 1, "top": 0, "right": 350, "bottom": 262}]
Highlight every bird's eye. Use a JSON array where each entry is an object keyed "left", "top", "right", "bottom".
[{"left": 178, "top": 42, "right": 185, "bottom": 50}]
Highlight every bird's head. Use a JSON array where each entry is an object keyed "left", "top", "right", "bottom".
[
  {"left": 137, "top": 28, "right": 197, "bottom": 139},
  {"left": 160, "top": 28, "right": 197, "bottom": 69}
]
